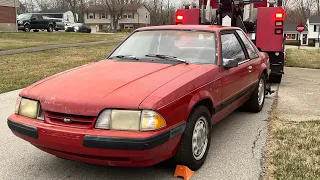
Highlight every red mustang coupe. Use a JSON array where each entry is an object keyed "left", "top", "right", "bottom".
[{"left": 8, "top": 25, "right": 270, "bottom": 171}]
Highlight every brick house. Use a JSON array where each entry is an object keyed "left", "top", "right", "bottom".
[
  {"left": 0, "top": 0, "right": 18, "bottom": 32},
  {"left": 84, "top": 4, "right": 150, "bottom": 33}
]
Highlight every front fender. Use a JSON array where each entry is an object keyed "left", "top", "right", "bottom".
[{"left": 185, "top": 90, "right": 214, "bottom": 120}]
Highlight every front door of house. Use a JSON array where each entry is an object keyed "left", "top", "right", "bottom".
[{"left": 302, "top": 34, "right": 308, "bottom": 45}]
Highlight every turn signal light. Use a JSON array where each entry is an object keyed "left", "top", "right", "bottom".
[
  {"left": 176, "top": 15, "right": 184, "bottom": 21},
  {"left": 275, "top": 12, "right": 284, "bottom": 19}
]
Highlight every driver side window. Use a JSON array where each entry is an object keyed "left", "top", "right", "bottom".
[{"left": 221, "top": 32, "right": 246, "bottom": 64}]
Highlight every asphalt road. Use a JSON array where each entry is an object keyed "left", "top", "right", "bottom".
[{"left": 0, "top": 87, "right": 277, "bottom": 180}]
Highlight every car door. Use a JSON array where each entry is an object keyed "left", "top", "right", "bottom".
[
  {"left": 235, "top": 30, "right": 261, "bottom": 88},
  {"left": 219, "top": 31, "right": 249, "bottom": 106},
  {"left": 30, "top": 14, "right": 38, "bottom": 28},
  {"left": 36, "top": 15, "right": 45, "bottom": 29}
]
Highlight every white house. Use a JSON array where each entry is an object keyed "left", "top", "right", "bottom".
[
  {"left": 306, "top": 15, "right": 320, "bottom": 44},
  {"left": 284, "top": 15, "right": 320, "bottom": 46},
  {"left": 38, "top": 10, "right": 78, "bottom": 23},
  {"left": 84, "top": 4, "right": 150, "bottom": 33},
  {"left": 284, "top": 24, "right": 308, "bottom": 45}
]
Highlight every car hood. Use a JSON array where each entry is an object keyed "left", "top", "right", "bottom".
[{"left": 20, "top": 60, "right": 200, "bottom": 116}]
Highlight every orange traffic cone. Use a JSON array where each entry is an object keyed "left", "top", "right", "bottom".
[{"left": 173, "top": 165, "right": 194, "bottom": 180}]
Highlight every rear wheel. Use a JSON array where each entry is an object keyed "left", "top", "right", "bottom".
[
  {"left": 268, "top": 74, "right": 282, "bottom": 83},
  {"left": 174, "top": 106, "right": 211, "bottom": 171},
  {"left": 47, "top": 25, "right": 53, "bottom": 32},
  {"left": 243, "top": 74, "right": 266, "bottom": 112}
]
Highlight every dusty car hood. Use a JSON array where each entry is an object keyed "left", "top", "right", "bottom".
[{"left": 20, "top": 60, "right": 200, "bottom": 116}]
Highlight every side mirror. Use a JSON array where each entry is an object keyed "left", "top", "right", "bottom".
[{"left": 222, "top": 58, "right": 239, "bottom": 69}]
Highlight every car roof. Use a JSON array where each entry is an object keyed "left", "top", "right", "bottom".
[{"left": 136, "top": 25, "right": 242, "bottom": 32}]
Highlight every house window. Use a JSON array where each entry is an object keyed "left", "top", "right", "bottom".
[
  {"left": 146, "top": 13, "right": 147, "bottom": 18},
  {"left": 127, "top": 14, "right": 133, "bottom": 18},
  {"left": 124, "top": 24, "right": 134, "bottom": 29},
  {"left": 286, "top": 33, "right": 296, "bottom": 40},
  {"left": 122, "top": 14, "right": 128, "bottom": 19},
  {"left": 101, "top": 13, "right": 106, "bottom": 19},
  {"left": 314, "top": 25, "right": 319, "bottom": 32},
  {"left": 89, "top": 13, "right": 94, "bottom": 19}
]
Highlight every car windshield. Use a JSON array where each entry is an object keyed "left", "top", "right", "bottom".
[
  {"left": 17, "top": 13, "right": 32, "bottom": 20},
  {"left": 109, "top": 30, "right": 217, "bottom": 64}
]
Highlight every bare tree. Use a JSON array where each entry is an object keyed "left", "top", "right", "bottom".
[{"left": 147, "top": 0, "right": 176, "bottom": 26}]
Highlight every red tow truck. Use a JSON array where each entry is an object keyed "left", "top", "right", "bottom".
[{"left": 175, "top": 0, "right": 285, "bottom": 83}]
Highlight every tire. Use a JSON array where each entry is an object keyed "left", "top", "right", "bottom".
[
  {"left": 174, "top": 106, "right": 212, "bottom": 171},
  {"left": 47, "top": 25, "right": 53, "bottom": 32},
  {"left": 23, "top": 24, "right": 31, "bottom": 32},
  {"left": 268, "top": 74, "right": 282, "bottom": 83},
  {"left": 243, "top": 74, "right": 266, "bottom": 112}
]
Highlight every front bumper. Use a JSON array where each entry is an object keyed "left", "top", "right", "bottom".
[{"left": 7, "top": 115, "right": 185, "bottom": 167}]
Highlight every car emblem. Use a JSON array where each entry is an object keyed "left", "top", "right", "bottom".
[{"left": 63, "top": 118, "right": 72, "bottom": 123}]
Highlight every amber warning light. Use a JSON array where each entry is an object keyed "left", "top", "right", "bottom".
[
  {"left": 176, "top": 15, "right": 184, "bottom": 21},
  {"left": 275, "top": 12, "right": 284, "bottom": 19}
]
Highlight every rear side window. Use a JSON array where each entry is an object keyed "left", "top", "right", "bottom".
[
  {"left": 236, "top": 30, "right": 259, "bottom": 59},
  {"left": 221, "top": 33, "right": 246, "bottom": 62}
]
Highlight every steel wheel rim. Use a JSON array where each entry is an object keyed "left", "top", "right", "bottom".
[
  {"left": 258, "top": 78, "right": 265, "bottom": 106},
  {"left": 192, "top": 116, "right": 209, "bottom": 160}
]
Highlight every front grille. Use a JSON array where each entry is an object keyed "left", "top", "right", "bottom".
[{"left": 45, "top": 111, "right": 96, "bottom": 129}]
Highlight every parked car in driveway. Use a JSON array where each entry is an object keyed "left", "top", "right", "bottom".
[
  {"left": 65, "top": 23, "right": 91, "bottom": 33},
  {"left": 7, "top": 25, "right": 270, "bottom": 171},
  {"left": 17, "top": 13, "right": 56, "bottom": 32}
]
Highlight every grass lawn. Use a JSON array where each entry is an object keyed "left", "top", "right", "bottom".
[
  {"left": 265, "top": 119, "right": 320, "bottom": 180},
  {"left": 0, "top": 32, "right": 128, "bottom": 51},
  {"left": 264, "top": 95, "right": 320, "bottom": 179},
  {"left": 285, "top": 49, "right": 320, "bottom": 69},
  {"left": 0, "top": 43, "right": 118, "bottom": 94}
]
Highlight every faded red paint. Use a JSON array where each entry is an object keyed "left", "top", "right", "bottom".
[
  {"left": 0, "top": 6, "right": 16, "bottom": 23},
  {"left": 8, "top": 25, "right": 270, "bottom": 167}
]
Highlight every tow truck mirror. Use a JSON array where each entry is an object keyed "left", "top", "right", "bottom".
[{"left": 222, "top": 58, "right": 239, "bottom": 69}]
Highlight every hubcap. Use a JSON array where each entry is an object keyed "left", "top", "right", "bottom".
[
  {"left": 192, "top": 117, "right": 209, "bottom": 160},
  {"left": 258, "top": 79, "right": 265, "bottom": 106}
]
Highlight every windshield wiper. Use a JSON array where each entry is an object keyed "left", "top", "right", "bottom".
[
  {"left": 110, "top": 55, "right": 139, "bottom": 60},
  {"left": 145, "top": 54, "right": 188, "bottom": 64}
]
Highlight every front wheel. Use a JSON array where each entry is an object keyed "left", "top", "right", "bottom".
[
  {"left": 23, "top": 24, "right": 31, "bottom": 32},
  {"left": 174, "top": 106, "right": 211, "bottom": 171},
  {"left": 243, "top": 74, "right": 266, "bottom": 112}
]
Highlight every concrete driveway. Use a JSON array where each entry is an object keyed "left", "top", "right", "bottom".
[
  {"left": 276, "top": 67, "right": 320, "bottom": 121},
  {"left": 0, "top": 88, "right": 277, "bottom": 180}
]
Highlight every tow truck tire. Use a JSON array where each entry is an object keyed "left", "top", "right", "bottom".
[
  {"left": 47, "top": 25, "right": 53, "bottom": 32},
  {"left": 268, "top": 74, "right": 282, "bottom": 83},
  {"left": 23, "top": 24, "right": 31, "bottom": 32},
  {"left": 174, "top": 106, "right": 211, "bottom": 171},
  {"left": 243, "top": 73, "right": 266, "bottom": 113}
]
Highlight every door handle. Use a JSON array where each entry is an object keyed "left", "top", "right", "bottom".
[{"left": 248, "top": 66, "right": 252, "bottom": 73}]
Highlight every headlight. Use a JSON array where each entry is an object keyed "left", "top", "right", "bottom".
[
  {"left": 18, "top": 20, "right": 23, "bottom": 24},
  {"left": 64, "top": 26, "right": 67, "bottom": 30},
  {"left": 74, "top": 26, "right": 79, "bottom": 30},
  {"left": 95, "top": 109, "right": 166, "bottom": 131},
  {"left": 15, "top": 97, "right": 43, "bottom": 120}
]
